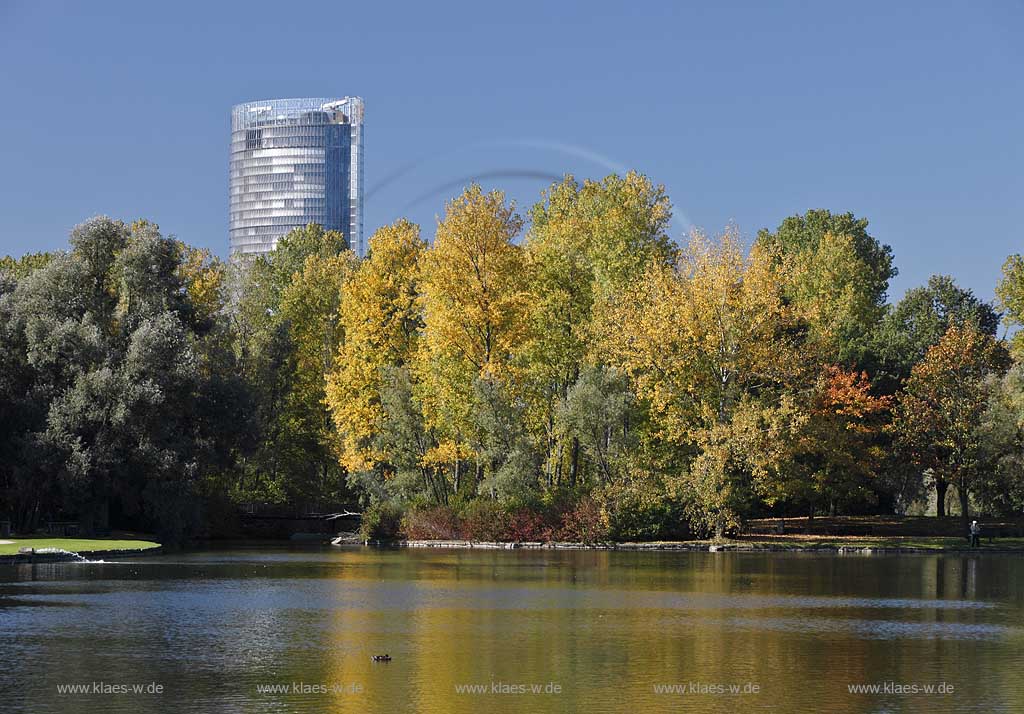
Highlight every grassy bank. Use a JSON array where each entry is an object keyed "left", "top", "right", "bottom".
[
  {"left": 745, "top": 515, "right": 1024, "bottom": 538},
  {"left": 0, "top": 537, "right": 161, "bottom": 556},
  {"left": 733, "top": 534, "right": 1024, "bottom": 551}
]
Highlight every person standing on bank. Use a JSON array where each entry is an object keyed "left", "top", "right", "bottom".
[{"left": 970, "top": 520, "right": 981, "bottom": 548}]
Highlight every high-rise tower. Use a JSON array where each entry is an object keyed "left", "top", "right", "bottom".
[{"left": 229, "top": 97, "right": 364, "bottom": 258}]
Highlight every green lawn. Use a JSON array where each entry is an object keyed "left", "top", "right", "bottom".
[
  {"left": 733, "top": 535, "right": 1024, "bottom": 551},
  {"left": 0, "top": 538, "right": 160, "bottom": 556}
]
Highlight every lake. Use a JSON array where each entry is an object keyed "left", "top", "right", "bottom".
[{"left": 1, "top": 546, "right": 1022, "bottom": 713}]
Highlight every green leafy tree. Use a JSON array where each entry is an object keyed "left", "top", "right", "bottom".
[
  {"left": 996, "top": 254, "right": 1024, "bottom": 360},
  {"left": 872, "top": 275, "right": 999, "bottom": 392},
  {"left": 975, "top": 366, "right": 1024, "bottom": 515},
  {"left": 556, "top": 366, "right": 636, "bottom": 486},
  {"left": 1, "top": 217, "right": 248, "bottom": 540},
  {"left": 757, "top": 209, "right": 895, "bottom": 365},
  {"left": 470, "top": 376, "right": 539, "bottom": 505},
  {"left": 231, "top": 224, "right": 355, "bottom": 507},
  {"left": 372, "top": 366, "right": 444, "bottom": 504},
  {"left": 0, "top": 270, "right": 56, "bottom": 532}
]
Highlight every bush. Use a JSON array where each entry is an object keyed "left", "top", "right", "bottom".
[
  {"left": 361, "top": 496, "right": 625, "bottom": 544},
  {"left": 596, "top": 475, "right": 692, "bottom": 541},
  {"left": 402, "top": 505, "right": 461, "bottom": 540},
  {"left": 460, "top": 500, "right": 509, "bottom": 541},
  {"left": 359, "top": 502, "right": 404, "bottom": 541},
  {"left": 554, "top": 497, "right": 609, "bottom": 543},
  {"left": 504, "top": 508, "right": 553, "bottom": 542}
]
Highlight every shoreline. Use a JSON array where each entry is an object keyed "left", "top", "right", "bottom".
[
  {"left": 5, "top": 538, "right": 1021, "bottom": 559},
  {"left": 363, "top": 538, "right": 1024, "bottom": 555},
  {"left": 0, "top": 546, "right": 162, "bottom": 565}
]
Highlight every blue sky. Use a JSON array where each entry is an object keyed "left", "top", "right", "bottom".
[{"left": 0, "top": 0, "right": 1020, "bottom": 303}]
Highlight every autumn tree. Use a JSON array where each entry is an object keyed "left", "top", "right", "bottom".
[
  {"left": 604, "top": 228, "right": 811, "bottom": 536},
  {"left": 277, "top": 249, "right": 357, "bottom": 502},
  {"left": 788, "top": 367, "right": 892, "bottom": 517},
  {"left": 0, "top": 251, "right": 56, "bottom": 280},
  {"left": 415, "top": 185, "right": 528, "bottom": 501},
  {"left": 891, "top": 324, "right": 1011, "bottom": 524},
  {"left": 521, "top": 172, "right": 674, "bottom": 489},
  {"left": 325, "top": 219, "right": 426, "bottom": 481},
  {"left": 872, "top": 275, "right": 999, "bottom": 392},
  {"left": 176, "top": 243, "right": 225, "bottom": 330}
]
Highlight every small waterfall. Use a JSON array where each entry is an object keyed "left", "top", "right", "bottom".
[{"left": 36, "top": 548, "right": 98, "bottom": 563}]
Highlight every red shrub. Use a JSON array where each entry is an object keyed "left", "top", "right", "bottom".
[
  {"left": 554, "top": 498, "right": 609, "bottom": 543},
  {"left": 460, "top": 500, "right": 509, "bottom": 541},
  {"left": 402, "top": 505, "right": 462, "bottom": 540},
  {"left": 504, "top": 509, "right": 554, "bottom": 542}
]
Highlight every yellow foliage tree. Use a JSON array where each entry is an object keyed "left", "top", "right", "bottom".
[
  {"left": 175, "top": 243, "right": 224, "bottom": 328},
  {"left": 602, "top": 227, "right": 812, "bottom": 535},
  {"left": 325, "top": 219, "right": 426, "bottom": 473},
  {"left": 415, "top": 185, "right": 527, "bottom": 493},
  {"left": 521, "top": 172, "right": 674, "bottom": 488}
]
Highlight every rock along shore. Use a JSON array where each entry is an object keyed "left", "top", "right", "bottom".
[{"left": 361, "top": 539, "right": 1024, "bottom": 555}]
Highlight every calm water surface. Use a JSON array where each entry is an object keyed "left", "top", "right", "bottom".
[{"left": 1, "top": 547, "right": 1023, "bottom": 713}]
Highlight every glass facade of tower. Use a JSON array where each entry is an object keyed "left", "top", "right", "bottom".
[{"left": 229, "top": 97, "right": 364, "bottom": 258}]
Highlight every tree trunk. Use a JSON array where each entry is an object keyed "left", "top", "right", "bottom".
[
  {"left": 714, "top": 513, "right": 726, "bottom": 540},
  {"left": 546, "top": 412, "right": 557, "bottom": 489},
  {"left": 958, "top": 481, "right": 970, "bottom": 540},
  {"left": 15, "top": 499, "right": 38, "bottom": 534},
  {"left": 569, "top": 437, "right": 580, "bottom": 489},
  {"left": 936, "top": 478, "right": 948, "bottom": 518},
  {"left": 555, "top": 443, "right": 563, "bottom": 488},
  {"left": 79, "top": 498, "right": 110, "bottom": 536},
  {"left": 28, "top": 504, "right": 41, "bottom": 534},
  {"left": 422, "top": 468, "right": 432, "bottom": 501},
  {"left": 424, "top": 468, "right": 438, "bottom": 504}
]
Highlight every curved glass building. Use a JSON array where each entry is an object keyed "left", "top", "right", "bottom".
[{"left": 229, "top": 97, "right": 364, "bottom": 258}]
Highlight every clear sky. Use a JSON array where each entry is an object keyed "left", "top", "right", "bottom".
[{"left": 0, "top": 0, "right": 1020, "bottom": 303}]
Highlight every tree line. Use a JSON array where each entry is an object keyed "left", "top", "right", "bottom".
[{"left": 2, "top": 173, "right": 1023, "bottom": 542}]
